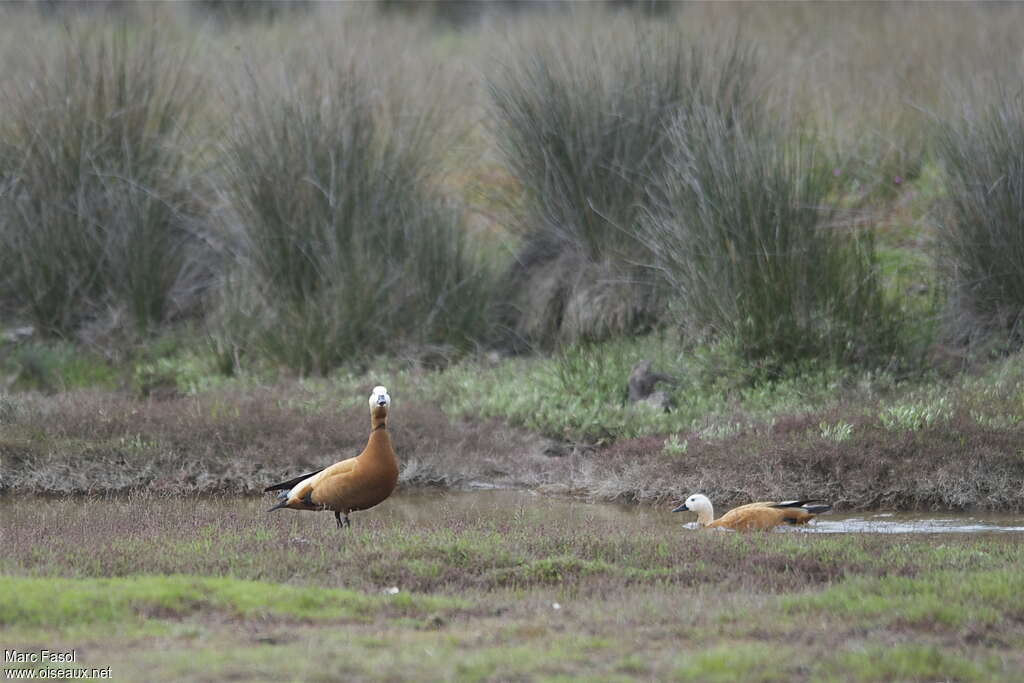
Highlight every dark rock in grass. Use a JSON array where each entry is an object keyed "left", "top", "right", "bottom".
[
  {"left": 541, "top": 440, "right": 572, "bottom": 457},
  {"left": 422, "top": 614, "right": 446, "bottom": 630},
  {"left": 627, "top": 360, "right": 676, "bottom": 410}
]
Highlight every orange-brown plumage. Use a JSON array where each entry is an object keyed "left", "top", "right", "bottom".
[
  {"left": 673, "top": 494, "right": 831, "bottom": 532},
  {"left": 265, "top": 386, "right": 398, "bottom": 529}
]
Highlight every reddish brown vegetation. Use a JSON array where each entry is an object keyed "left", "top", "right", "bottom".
[
  {"left": 3, "top": 385, "right": 1024, "bottom": 512},
  {"left": 0, "top": 386, "right": 548, "bottom": 495},
  {"left": 600, "top": 409, "right": 1024, "bottom": 511}
]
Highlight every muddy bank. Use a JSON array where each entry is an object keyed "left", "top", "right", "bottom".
[
  {"left": 0, "top": 388, "right": 560, "bottom": 495},
  {"left": 3, "top": 388, "right": 1024, "bottom": 511}
]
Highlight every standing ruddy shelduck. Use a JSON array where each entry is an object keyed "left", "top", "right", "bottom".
[
  {"left": 673, "top": 493, "right": 831, "bottom": 531},
  {"left": 265, "top": 386, "right": 398, "bottom": 529}
]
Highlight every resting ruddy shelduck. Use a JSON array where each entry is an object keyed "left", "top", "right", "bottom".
[
  {"left": 673, "top": 493, "right": 831, "bottom": 531},
  {"left": 265, "top": 386, "right": 398, "bottom": 529}
]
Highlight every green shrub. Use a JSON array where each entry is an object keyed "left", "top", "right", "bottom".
[
  {"left": 2, "top": 342, "right": 118, "bottom": 392},
  {"left": 879, "top": 396, "right": 952, "bottom": 431},
  {"left": 486, "top": 27, "right": 756, "bottom": 348},
  {"left": 935, "top": 82, "right": 1024, "bottom": 347},
  {"left": 214, "top": 59, "right": 491, "bottom": 375},
  {"left": 0, "top": 23, "right": 208, "bottom": 338},
  {"left": 641, "top": 103, "right": 902, "bottom": 369},
  {"left": 819, "top": 420, "right": 854, "bottom": 442}
]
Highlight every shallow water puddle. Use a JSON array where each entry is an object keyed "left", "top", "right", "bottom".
[
  {"left": 392, "top": 490, "right": 1024, "bottom": 536},
  {"left": 677, "top": 515, "right": 1024, "bottom": 534},
  {"left": 786, "top": 513, "right": 1024, "bottom": 535},
  {"left": 385, "top": 490, "right": 1024, "bottom": 535}
]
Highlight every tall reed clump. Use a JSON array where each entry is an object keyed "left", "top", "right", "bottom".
[
  {"left": 642, "top": 104, "right": 901, "bottom": 370},
  {"left": 214, "top": 60, "right": 491, "bottom": 376},
  {"left": 934, "top": 83, "right": 1024, "bottom": 348},
  {"left": 0, "top": 24, "right": 208, "bottom": 339},
  {"left": 486, "top": 26, "right": 756, "bottom": 349}
]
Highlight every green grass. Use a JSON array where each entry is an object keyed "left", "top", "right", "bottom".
[
  {"left": 0, "top": 574, "right": 464, "bottom": 629},
  {"left": 427, "top": 335, "right": 863, "bottom": 441},
  {"left": 4, "top": 496, "right": 1024, "bottom": 681},
  {"left": 425, "top": 333, "right": 1024, "bottom": 450},
  {"left": 2, "top": 342, "right": 120, "bottom": 392},
  {"left": 671, "top": 644, "right": 792, "bottom": 683},
  {"left": 782, "top": 569, "right": 1024, "bottom": 631},
  {"left": 825, "top": 644, "right": 1002, "bottom": 683}
]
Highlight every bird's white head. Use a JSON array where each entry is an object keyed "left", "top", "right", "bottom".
[
  {"left": 369, "top": 386, "right": 391, "bottom": 428},
  {"left": 370, "top": 386, "right": 391, "bottom": 409},
  {"left": 672, "top": 493, "right": 713, "bottom": 516}
]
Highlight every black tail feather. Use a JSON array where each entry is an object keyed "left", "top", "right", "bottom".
[
  {"left": 263, "top": 467, "right": 325, "bottom": 493},
  {"left": 769, "top": 499, "right": 829, "bottom": 510}
]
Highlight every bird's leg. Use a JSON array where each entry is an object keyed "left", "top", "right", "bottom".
[{"left": 334, "top": 510, "right": 351, "bottom": 529}]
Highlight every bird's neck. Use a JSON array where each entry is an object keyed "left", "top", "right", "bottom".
[
  {"left": 696, "top": 506, "right": 714, "bottom": 527},
  {"left": 370, "top": 403, "right": 389, "bottom": 431},
  {"left": 363, "top": 425, "right": 395, "bottom": 462}
]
